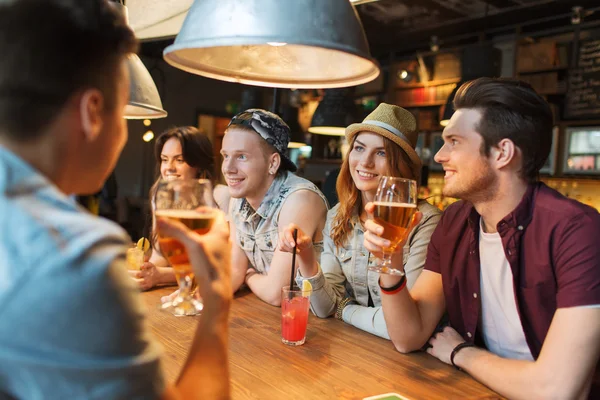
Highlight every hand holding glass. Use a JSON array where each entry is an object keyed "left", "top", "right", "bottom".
[
  {"left": 155, "top": 179, "right": 217, "bottom": 316},
  {"left": 368, "top": 176, "right": 417, "bottom": 276}
]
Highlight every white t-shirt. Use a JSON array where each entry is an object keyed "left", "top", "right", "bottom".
[{"left": 479, "top": 219, "right": 534, "bottom": 361}]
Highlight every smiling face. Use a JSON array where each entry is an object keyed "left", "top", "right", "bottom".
[
  {"left": 348, "top": 132, "right": 390, "bottom": 198},
  {"left": 434, "top": 108, "right": 497, "bottom": 201},
  {"left": 220, "top": 127, "right": 276, "bottom": 202},
  {"left": 160, "top": 137, "right": 199, "bottom": 181}
]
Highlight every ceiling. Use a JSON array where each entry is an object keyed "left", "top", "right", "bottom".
[
  {"left": 356, "top": 0, "right": 600, "bottom": 58},
  {"left": 139, "top": 0, "right": 600, "bottom": 63}
]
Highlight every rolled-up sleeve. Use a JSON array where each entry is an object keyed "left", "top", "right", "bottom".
[{"left": 554, "top": 210, "right": 600, "bottom": 309}]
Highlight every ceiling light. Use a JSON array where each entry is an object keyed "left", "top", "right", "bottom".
[
  {"left": 143, "top": 119, "right": 152, "bottom": 127},
  {"left": 163, "top": 0, "right": 380, "bottom": 89},
  {"left": 309, "top": 89, "right": 356, "bottom": 136},
  {"left": 142, "top": 130, "right": 155, "bottom": 142},
  {"left": 113, "top": 3, "right": 167, "bottom": 119},
  {"left": 126, "top": 0, "right": 193, "bottom": 40},
  {"left": 288, "top": 142, "right": 306, "bottom": 149},
  {"left": 430, "top": 35, "right": 439, "bottom": 53},
  {"left": 350, "top": 0, "right": 381, "bottom": 4},
  {"left": 124, "top": 54, "right": 168, "bottom": 119},
  {"left": 398, "top": 69, "right": 414, "bottom": 83},
  {"left": 281, "top": 104, "right": 307, "bottom": 148}
]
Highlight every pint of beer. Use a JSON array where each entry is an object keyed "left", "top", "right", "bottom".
[
  {"left": 373, "top": 202, "right": 417, "bottom": 253},
  {"left": 154, "top": 178, "right": 215, "bottom": 316},
  {"left": 155, "top": 208, "right": 217, "bottom": 284},
  {"left": 369, "top": 176, "right": 418, "bottom": 276}
]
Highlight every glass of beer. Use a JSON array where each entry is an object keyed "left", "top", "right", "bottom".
[
  {"left": 368, "top": 176, "right": 417, "bottom": 275},
  {"left": 154, "top": 179, "right": 217, "bottom": 316}
]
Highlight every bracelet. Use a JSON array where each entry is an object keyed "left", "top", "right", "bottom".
[
  {"left": 335, "top": 297, "right": 354, "bottom": 321},
  {"left": 450, "top": 342, "right": 475, "bottom": 370},
  {"left": 378, "top": 275, "right": 407, "bottom": 295}
]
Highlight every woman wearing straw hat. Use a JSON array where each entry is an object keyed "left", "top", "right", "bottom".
[{"left": 279, "top": 103, "right": 441, "bottom": 339}]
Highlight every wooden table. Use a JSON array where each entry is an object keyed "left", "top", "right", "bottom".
[{"left": 144, "top": 287, "right": 501, "bottom": 400}]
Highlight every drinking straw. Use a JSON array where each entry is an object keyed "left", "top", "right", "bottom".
[{"left": 288, "top": 229, "right": 298, "bottom": 299}]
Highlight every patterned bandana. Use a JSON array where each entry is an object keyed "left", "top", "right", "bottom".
[{"left": 228, "top": 109, "right": 297, "bottom": 172}]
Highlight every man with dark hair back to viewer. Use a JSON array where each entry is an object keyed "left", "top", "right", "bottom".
[
  {"left": 0, "top": 1, "right": 231, "bottom": 399},
  {"left": 364, "top": 78, "right": 600, "bottom": 399},
  {"left": 221, "top": 109, "right": 328, "bottom": 306}
]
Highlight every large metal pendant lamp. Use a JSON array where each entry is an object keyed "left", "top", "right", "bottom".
[
  {"left": 163, "top": 0, "right": 380, "bottom": 89},
  {"left": 114, "top": 2, "right": 168, "bottom": 119},
  {"left": 125, "top": 54, "right": 168, "bottom": 119}
]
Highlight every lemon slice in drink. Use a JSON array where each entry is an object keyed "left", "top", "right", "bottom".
[
  {"left": 137, "top": 237, "right": 150, "bottom": 252},
  {"left": 302, "top": 279, "right": 312, "bottom": 297}
]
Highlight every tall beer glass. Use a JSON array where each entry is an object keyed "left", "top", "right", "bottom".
[
  {"left": 368, "top": 177, "right": 417, "bottom": 275},
  {"left": 155, "top": 179, "right": 216, "bottom": 316}
]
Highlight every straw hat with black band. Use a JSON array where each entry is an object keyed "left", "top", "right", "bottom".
[{"left": 345, "top": 103, "right": 422, "bottom": 177}]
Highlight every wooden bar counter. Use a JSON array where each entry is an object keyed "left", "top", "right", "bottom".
[{"left": 144, "top": 287, "right": 501, "bottom": 400}]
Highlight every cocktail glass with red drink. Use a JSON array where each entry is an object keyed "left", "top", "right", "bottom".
[{"left": 281, "top": 286, "right": 310, "bottom": 346}]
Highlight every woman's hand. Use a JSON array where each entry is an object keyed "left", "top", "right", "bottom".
[
  {"left": 129, "top": 262, "right": 163, "bottom": 291},
  {"left": 362, "top": 202, "right": 422, "bottom": 260}
]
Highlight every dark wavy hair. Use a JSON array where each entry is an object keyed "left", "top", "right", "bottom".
[
  {"left": 146, "top": 126, "right": 216, "bottom": 246},
  {"left": 153, "top": 126, "right": 216, "bottom": 184}
]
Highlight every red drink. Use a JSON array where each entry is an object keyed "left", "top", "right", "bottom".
[{"left": 281, "top": 294, "right": 310, "bottom": 345}]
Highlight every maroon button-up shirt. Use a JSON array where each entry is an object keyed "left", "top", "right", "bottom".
[{"left": 425, "top": 183, "right": 600, "bottom": 359}]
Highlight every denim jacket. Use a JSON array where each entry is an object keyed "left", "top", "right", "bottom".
[
  {"left": 231, "top": 171, "right": 328, "bottom": 274},
  {"left": 297, "top": 201, "right": 441, "bottom": 339}
]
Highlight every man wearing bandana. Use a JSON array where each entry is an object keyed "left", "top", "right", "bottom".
[{"left": 222, "top": 109, "right": 328, "bottom": 306}]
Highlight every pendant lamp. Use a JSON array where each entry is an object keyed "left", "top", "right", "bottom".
[
  {"left": 126, "top": 0, "right": 193, "bottom": 41},
  {"left": 281, "top": 104, "right": 307, "bottom": 149},
  {"left": 163, "top": 0, "right": 380, "bottom": 89},
  {"left": 309, "top": 89, "right": 356, "bottom": 136},
  {"left": 114, "top": 3, "right": 168, "bottom": 119}
]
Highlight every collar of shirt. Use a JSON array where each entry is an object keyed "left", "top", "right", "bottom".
[
  {"left": 467, "top": 183, "right": 536, "bottom": 234},
  {"left": 238, "top": 171, "right": 289, "bottom": 221}
]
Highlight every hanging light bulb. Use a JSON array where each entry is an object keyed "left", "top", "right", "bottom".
[
  {"left": 142, "top": 130, "right": 155, "bottom": 142},
  {"left": 163, "top": 0, "right": 380, "bottom": 89}
]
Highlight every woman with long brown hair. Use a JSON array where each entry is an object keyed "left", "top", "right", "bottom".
[
  {"left": 130, "top": 126, "right": 230, "bottom": 291},
  {"left": 279, "top": 104, "right": 440, "bottom": 339}
]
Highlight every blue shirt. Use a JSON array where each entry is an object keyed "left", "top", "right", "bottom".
[{"left": 0, "top": 147, "right": 164, "bottom": 399}]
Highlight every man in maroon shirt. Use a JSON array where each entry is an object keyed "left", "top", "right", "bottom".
[{"left": 364, "top": 78, "right": 600, "bottom": 399}]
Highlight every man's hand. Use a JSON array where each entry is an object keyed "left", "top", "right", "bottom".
[
  {"left": 278, "top": 223, "right": 313, "bottom": 254},
  {"left": 156, "top": 211, "right": 232, "bottom": 314},
  {"left": 426, "top": 326, "right": 466, "bottom": 365}
]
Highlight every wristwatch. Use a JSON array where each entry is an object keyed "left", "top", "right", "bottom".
[{"left": 335, "top": 297, "right": 355, "bottom": 321}]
